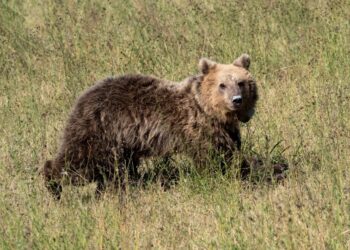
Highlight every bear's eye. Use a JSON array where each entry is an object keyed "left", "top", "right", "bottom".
[
  {"left": 219, "top": 83, "right": 226, "bottom": 89},
  {"left": 238, "top": 81, "right": 245, "bottom": 87}
]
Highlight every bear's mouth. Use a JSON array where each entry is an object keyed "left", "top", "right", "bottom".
[
  {"left": 236, "top": 108, "right": 255, "bottom": 123},
  {"left": 227, "top": 102, "right": 243, "bottom": 111}
]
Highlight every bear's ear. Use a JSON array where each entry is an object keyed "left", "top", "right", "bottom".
[
  {"left": 199, "top": 58, "right": 217, "bottom": 75},
  {"left": 233, "top": 54, "right": 250, "bottom": 70}
]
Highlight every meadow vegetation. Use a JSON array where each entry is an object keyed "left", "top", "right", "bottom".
[{"left": 0, "top": 0, "right": 349, "bottom": 248}]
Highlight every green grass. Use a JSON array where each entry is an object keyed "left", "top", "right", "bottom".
[{"left": 1, "top": 0, "right": 349, "bottom": 249}]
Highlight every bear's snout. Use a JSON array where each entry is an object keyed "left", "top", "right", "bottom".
[{"left": 232, "top": 95, "right": 243, "bottom": 107}]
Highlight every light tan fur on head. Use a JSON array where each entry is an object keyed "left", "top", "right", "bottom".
[{"left": 197, "top": 54, "right": 258, "bottom": 124}]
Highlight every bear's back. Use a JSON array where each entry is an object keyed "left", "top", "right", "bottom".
[
  {"left": 78, "top": 74, "right": 191, "bottom": 111},
  {"left": 63, "top": 74, "right": 200, "bottom": 152}
]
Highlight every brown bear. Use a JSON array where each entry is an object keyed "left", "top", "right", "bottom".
[{"left": 43, "top": 54, "right": 258, "bottom": 199}]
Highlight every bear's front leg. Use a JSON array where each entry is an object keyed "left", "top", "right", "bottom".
[{"left": 240, "top": 156, "right": 288, "bottom": 182}]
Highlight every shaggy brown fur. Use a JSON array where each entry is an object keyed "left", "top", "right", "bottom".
[{"left": 43, "top": 54, "right": 258, "bottom": 199}]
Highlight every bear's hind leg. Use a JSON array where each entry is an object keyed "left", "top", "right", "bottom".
[
  {"left": 95, "top": 176, "right": 107, "bottom": 199},
  {"left": 93, "top": 162, "right": 117, "bottom": 199},
  {"left": 43, "top": 160, "right": 63, "bottom": 200},
  {"left": 114, "top": 154, "right": 140, "bottom": 204},
  {"left": 127, "top": 156, "right": 141, "bottom": 185}
]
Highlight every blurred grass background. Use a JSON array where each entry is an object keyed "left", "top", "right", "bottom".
[{"left": 0, "top": 0, "right": 349, "bottom": 248}]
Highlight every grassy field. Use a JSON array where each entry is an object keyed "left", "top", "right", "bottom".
[{"left": 1, "top": 0, "right": 349, "bottom": 249}]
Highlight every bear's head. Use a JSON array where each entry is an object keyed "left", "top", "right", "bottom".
[{"left": 196, "top": 54, "right": 258, "bottom": 124}]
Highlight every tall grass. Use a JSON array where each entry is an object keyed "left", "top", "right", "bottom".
[{"left": 1, "top": 0, "right": 349, "bottom": 248}]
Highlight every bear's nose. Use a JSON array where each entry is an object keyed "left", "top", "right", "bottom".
[{"left": 232, "top": 95, "right": 242, "bottom": 105}]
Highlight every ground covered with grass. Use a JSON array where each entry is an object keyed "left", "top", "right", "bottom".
[{"left": 1, "top": 0, "right": 349, "bottom": 248}]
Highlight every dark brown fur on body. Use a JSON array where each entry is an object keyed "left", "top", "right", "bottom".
[{"left": 43, "top": 54, "right": 258, "bottom": 199}]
